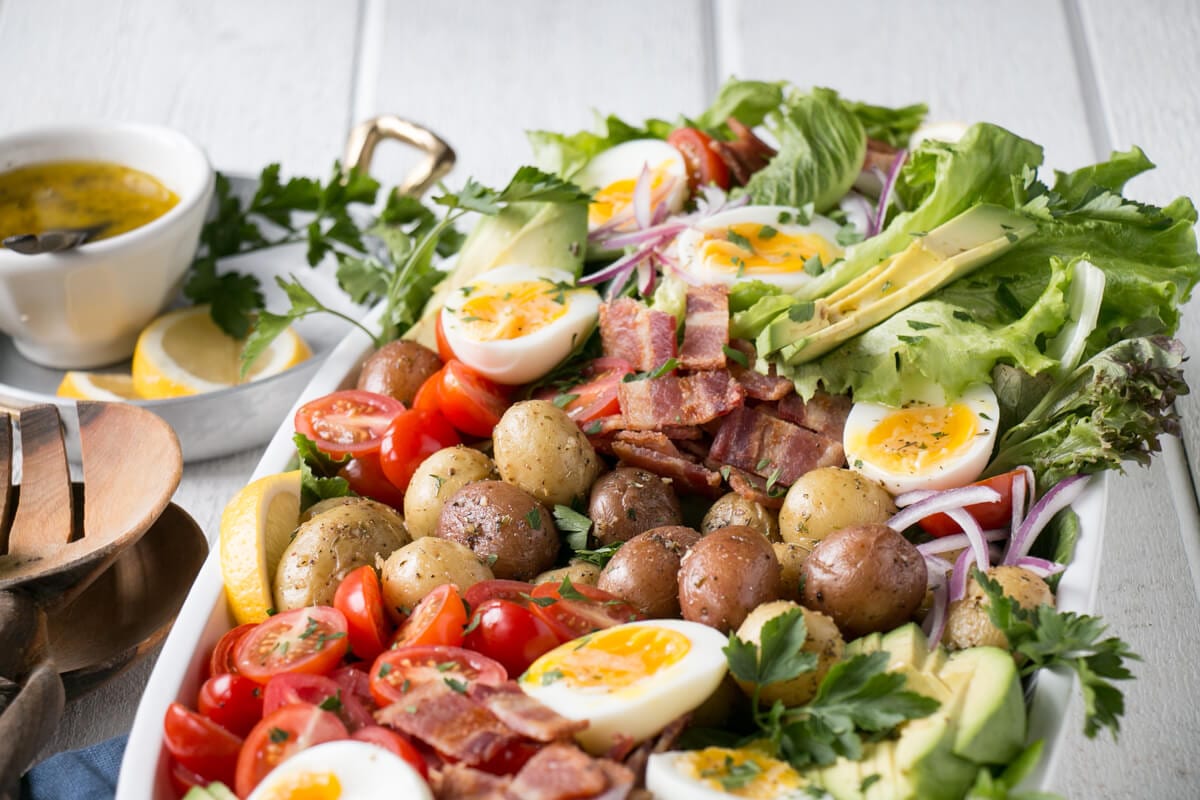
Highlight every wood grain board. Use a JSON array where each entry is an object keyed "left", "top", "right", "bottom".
[{"left": 2, "top": 0, "right": 1198, "bottom": 795}]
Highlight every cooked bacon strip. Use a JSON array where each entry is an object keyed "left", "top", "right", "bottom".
[
  {"left": 727, "top": 339, "right": 794, "bottom": 401},
  {"left": 660, "top": 424, "right": 703, "bottom": 440},
  {"left": 776, "top": 391, "right": 853, "bottom": 441},
  {"left": 726, "top": 465, "right": 785, "bottom": 510},
  {"left": 618, "top": 370, "right": 744, "bottom": 430},
  {"left": 678, "top": 285, "right": 729, "bottom": 371},
  {"left": 469, "top": 682, "right": 587, "bottom": 742},
  {"left": 508, "top": 744, "right": 611, "bottom": 800},
  {"left": 612, "top": 438, "right": 723, "bottom": 498},
  {"left": 599, "top": 298, "right": 677, "bottom": 372},
  {"left": 432, "top": 764, "right": 512, "bottom": 800},
  {"left": 711, "top": 118, "right": 777, "bottom": 186},
  {"left": 614, "top": 429, "right": 681, "bottom": 455},
  {"left": 709, "top": 406, "right": 845, "bottom": 488},
  {"left": 376, "top": 681, "right": 516, "bottom": 766}
]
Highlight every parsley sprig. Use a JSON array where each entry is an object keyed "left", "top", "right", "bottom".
[
  {"left": 723, "top": 609, "right": 939, "bottom": 768},
  {"left": 974, "top": 569, "right": 1138, "bottom": 740}
]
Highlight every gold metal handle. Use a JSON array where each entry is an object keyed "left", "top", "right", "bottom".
[{"left": 343, "top": 116, "right": 456, "bottom": 197}]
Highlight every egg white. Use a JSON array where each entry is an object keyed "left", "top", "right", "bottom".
[
  {"left": 518, "top": 619, "right": 729, "bottom": 754},
  {"left": 675, "top": 205, "right": 844, "bottom": 293},
  {"left": 246, "top": 739, "right": 431, "bottom": 800},
  {"left": 843, "top": 383, "right": 999, "bottom": 495},
  {"left": 440, "top": 264, "right": 600, "bottom": 385},
  {"left": 646, "top": 748, "right": 814, "bottom": 800},
  {"left": 575, "top": 139, "right": 688, "bottom": 230}
]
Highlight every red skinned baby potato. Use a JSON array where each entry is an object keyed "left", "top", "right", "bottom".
[
  {"left": 355, "top": 340, "right": 443, "bottom": 406},
  {"left": 677, "top": 526, "right": 782, "bottom": 632},
  {"left": 597, "top": 526, "right": 700, "bottom": 619},
  {"left": 436, "top": 480, "right": 559, "bottom": 580},
  {"left": 800, "top": 523, "right": 927, "bottom": 638}
]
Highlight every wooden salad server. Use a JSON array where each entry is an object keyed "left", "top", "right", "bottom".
[{"left": 0, "top": 401, "right": 183, "bottom": 796}]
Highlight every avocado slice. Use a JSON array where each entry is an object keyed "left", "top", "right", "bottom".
[
  {"left": 880, "top": 623, "right": 931, "bottom": 671},
  {"left": 182, "top": 784, "right": 237, "bottom": 800},
  {"left": 896, "top": 712, "right": 979, "bottom": 800},
  {"left": 938, "top": 646, "right": 1026, "bottom": 765},
  {"left": 758, "top": 204, "right": 1036, "bottom": 364},
  {"left": 403, "top": 201, "right": 587, "bottom": 348},
  {"left": 843, "top": 631, "right": 884, "bottom": 658}
]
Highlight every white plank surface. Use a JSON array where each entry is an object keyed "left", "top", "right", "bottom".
[{"left": 1, "top": 0, "right": 1198, "bottom": 796}]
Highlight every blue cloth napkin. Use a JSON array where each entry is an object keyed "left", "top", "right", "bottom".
[{"left": 21, "top": 735, "right": 127, "bottom": 800}]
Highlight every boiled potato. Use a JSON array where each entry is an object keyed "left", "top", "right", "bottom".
[
  {"left": 355, "top": 340, "right": 443, "bottom": 406},
  {"left": 773, "top": 542, "right": 815, "bottom": 603},
  {"left": 702, "top": 493, "right": 780, "bottom": 541},
  {"left": 589, "top": 468, "right": 682, "bottom": 546},
  {"left": 678, "top": 526, "right": 782, "bottom": 632},
  {"left": 734, "top": 600, "right": 844, "bottom": 706},
  {"left": 534, "top": 560, "right": 602, "bottom": 587},
  {"left": 380, "top": 537, "right": 493, "bottom": 621},
  {"left": 492, "top": 400, "right": 602, "bottom": 506},
  {"left": 778, "top": 467, "right": 896, "bottom": 543},
  {"left": 944, "top": 565, "right": 1055, "bottom": 651},
  {"left": 436, "top": 481, "right": 559, "bottom": 580},
  {"left": 274, "top": 501, "right": 410, "bottom": 612},
  {"left": 597, "top": 526, "right": 701, "bottom": 618},
  {"left": 404, "top": 446, "right": 497, "bottom": 538}
]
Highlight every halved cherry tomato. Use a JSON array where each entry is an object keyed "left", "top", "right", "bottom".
[
  {"left": 463, "top": 598, "right": 562, "bottom": 676},
  {"left": 391, "top": 583, "right": 468, "bottom": 649},
  {"left": 437, "top": 360, "right": 511, "bottom": 437},
  {"left": 369, "top": 645, "right": 506, "bottom": 707},
  {"left": 379, "top": 408, "right": 461, "bottom": 493},
  {"left": 235, "top": 703, "right": 348, "bottom": 798},
  {"left": 233, "top": 607, "right": 350, "bottom": 684},
  {"left": 918, "top": 470, "right": 1022, "bottom": 537},
  {"left": 162, "top": 702, "right": 243, "bottom": 788},
  {"left": 668, "top": 127, "right": 731, "bottom": 191},
  {"left": 529, "top": 579, "right": 642, "bottom": 642},
  {"left": 535, "top": 357, "right": 634, "bottom": 425},
  {"left": 295, "top": 389, "right": 405, "bottom": 459},
  {"left": 411, "top": 369, "right": 443, "bottom": 412},
  {"left": 473, "top": 740, "right": 541, "bottom": 777},
  {"left": 331, "top": 664, "right": 377, "bottom": 711},
  {"left": 197, "top": 673, "right": 263, "bottom": 738},
  {"left": 435, "top": 310, "right": 457, "bottom": 363},
  {"left": 262, "top": 673, "right": 374, "bottom": 731},
  {"left": 208, "top": 623, "right": 256, "bottom": 678},
  {"left": 462, "top": 579, "right": 535, "bottom": 612},
  {"left": 352, "top": 726, "right": 429, "bottom": 779},
  {"left": 339, "top": 452, "right": 406, "bottom": 509},
  {"left": 335, "top": 565, "right": 394, "bottom": 662},
  {"left": 167, "top": 757, "right": 208, "bottom": 797}
]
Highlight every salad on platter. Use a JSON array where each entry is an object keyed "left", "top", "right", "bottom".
[{"left": 151, "top": 78, "right": 1198, "bottom": 800}]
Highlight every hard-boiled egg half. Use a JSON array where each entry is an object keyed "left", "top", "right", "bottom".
[
  {"left": 675, "top": 205, "right": 844, "bottom": 292},
  {"left": 646, "top": 747, "right": 813, "bottom": 799},
  {"left": 440, "top": 264, "right": 600, "bottom": 385},
  {"left": 518, "top": 619, "right": 728, "bottom": 754},
  {"left": 575, "top": 139, "right": 688, "bottom": 232},
  {"left": 843, "top": 383, "right": 999, "bottom": 495},
  {"left": 246, "top": 740, "right": 431, "bottom": 800}
]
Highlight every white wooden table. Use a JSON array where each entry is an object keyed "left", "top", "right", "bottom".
[{"left": 4, "top": 1, "right": 1200, "bottom": 796}]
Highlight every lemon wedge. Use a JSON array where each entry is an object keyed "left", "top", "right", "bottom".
[
  {"left": 132, "top": 305, "right": 311, "bottom": 399},
  {"left": 220, "top": 470, "right": 302, "bottom": 624},
  {"left": 56, "top": 371, "right": 141, "bottom": 401}
]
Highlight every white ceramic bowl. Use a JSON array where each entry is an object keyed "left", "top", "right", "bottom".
[{"left": 0, "top": 123, "right": 214, "bottom": 369}]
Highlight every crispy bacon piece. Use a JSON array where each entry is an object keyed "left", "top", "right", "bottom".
[
  {"left": 776, "top": 391, "right": 853, "bottom": 442},
  {"left": 618, "top": 370, "right": 744, "bottom": 430},
  {"left": 678, "top": 285, "right": 729, "bottom": 371},
  {"left": 469, "top": 682, "right": 587, "bottom": 743},
  {"left": 432, "top": 764, "right": 512, "bottom": 800},
  {"left": 711, "top": 118, "right": 777, "bottom": 186},
  {"left": 725, "top": 465, "right": 785, "bottom": 510},
  {"left": 599, "top": 298, "right": 677, "bottom": 373},
  {"left": 376, "top": 681, "right": 517, "bottom": 766},
  {"left": 508, "top": 744, "right": 611, "bottom": 799},
  {"left": 726, "top": 339, "right": 794, "bottom": 401},
  {"left": 709, "top": 405, "right": 845, "bottom": 488},
  {"left": 611, "top": 435, "right": 723, "bottom": 498}
]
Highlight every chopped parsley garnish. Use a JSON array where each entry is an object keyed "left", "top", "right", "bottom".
[
  {"left": 723, "top": 345, "right": 750, "bottom": 368},
  {"left": 727, "top": 228, "right": 754, "bottom": 252}
]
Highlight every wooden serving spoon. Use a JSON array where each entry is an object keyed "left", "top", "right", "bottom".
[{"left": 0, "top": 400, "right": 183, "bottom": 792}]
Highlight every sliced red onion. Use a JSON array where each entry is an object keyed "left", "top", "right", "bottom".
[
  {"left": 1002, "top": 474, "right": 1089, "bottom": 566},
  {"left": 944, "top": 507, "right": 988, "bottom": 573},
  {"left": 654, "top": 250, "right": 699, "bottom": 286},
  {"left": 587, "top": 206, "right": 636, "bottom": 240},
  {"left": 632, "top": 164, "right": 653, "bottom": 230},
  {"left": 597, "top": 221, "right": 687, "bottom": 251},
  {"left": 887, "top": 485, "right": 1002, "bottom": 533},
  {"left": 895, "top": 489, "right": 936, "bottom": 508},
  {"left": 579, "top": 247, "right": 648, "bottom": 285},
  {"left": 917, "top": 529, "right": 1008, "bottom": 557},
  {"left": 1013, "top": 556, "right": 1065, "bottom": 579},
  {"left": 868, "top": 148, "right": 908, "bottom": 237},
  {"left": 1009, "top": 471, "right": 1027, "bottom": 533},
  {"left": 923, "top": 554, "right": 950, "bottom": 586},
  {"left": 637, "top": 258, "right": 656, "bottom": 296},
  {"left": 923, "top": 582, "right": 949, "bottom": 647},
  {"left": 948, "top": 547, "right": 974, "bottom": 603}
]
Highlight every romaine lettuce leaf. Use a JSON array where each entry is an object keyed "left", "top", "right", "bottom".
[
  {"left": 744, "top": 87, "right": 866, "bottom": 213},
  {"left": 846, "top": 99, "right": 929, "bottom": 149},
  {"left": 527, "top": 113, "right": 673, "bottom": 179},
  {"left": 694, "top": 78, "right": 786, "bottom": 132}
]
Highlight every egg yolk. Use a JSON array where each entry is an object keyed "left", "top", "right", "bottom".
[
  {"left": 259, "top": 772, "right": 341, "bottom": 800},
  {"left": 526, "top": 626, "right": 691, "bottom": 690},
  {"left": 454, "top": 279, "right": 569, "bottom": 341},
  {"left": 859, "top": 403, "right": 978, "bottom": 474},
  {"left": 589, "top": 161, "right": 677, "bottom": 228},
  {"left": 699, "top": 222, "right": 842, "bottom": 276},
  {"left": 682, "top": 747, "right": 804, "bottom": 799}
]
